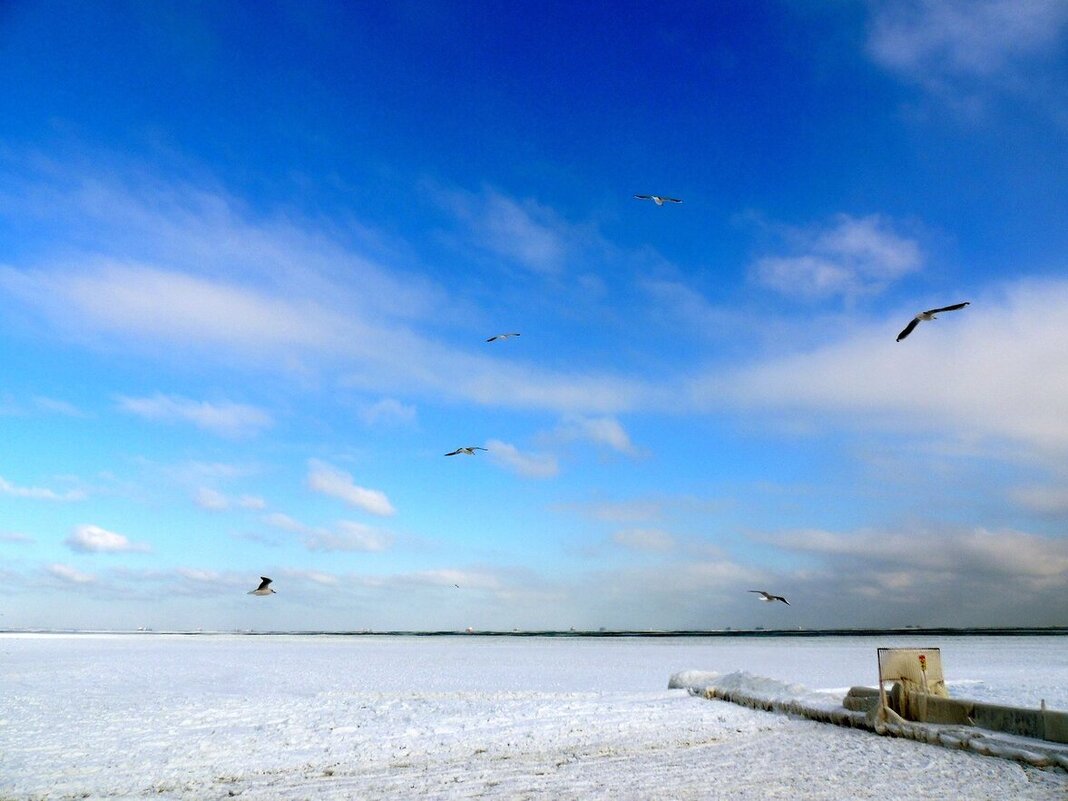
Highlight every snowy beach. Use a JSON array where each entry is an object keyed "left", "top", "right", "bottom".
[{"left": 2, "top": 633, "right": 1067, "bottom": 800}]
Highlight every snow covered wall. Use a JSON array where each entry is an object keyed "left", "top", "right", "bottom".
[{"left": 669, "top": 670, "right": 1068, "bottom": 772}]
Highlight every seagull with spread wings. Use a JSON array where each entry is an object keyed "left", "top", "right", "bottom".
[
  {"left": 896, "top": 302, "right": 970, "bottom": 341},
  {"left": 633, "top": 194, "right": 682, "bottom": 206},
  {"left": 486, "top": 333, "right": 520, "bottom": 342},
  {"left": 445, "top": 446, "right": 487, "bottom": 456},
  {"left": 248, "top": 577, "right": 276, "bottom": 596},
  {"left": 749, "top": 589, "right": 789, "bottom": 605}
]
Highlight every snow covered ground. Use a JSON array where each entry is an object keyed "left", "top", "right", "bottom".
[{"left": 1, "top": 633, "right": 1066, "bottom": 800}]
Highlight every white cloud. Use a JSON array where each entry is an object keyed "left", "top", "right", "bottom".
[
  {"left": 389, "top": 568, "right": 504, "bottom": 592},
  {"left": 559, "top": 498, "right": 664, "bottom": 524},
  {"left": 867, "top": 0, "right": 1068, "bottom": 80},
  {"left": 441, "top": 187, "right": 578, "bottom": 275},
  {"left": 264, "top": 512, "right": 309, "bottom": 533},
  {"left": 193, "top": 488, "right": 265, "bottom": 511},
  {"left": 701, "top": 278, "right": 1068, "bottom": 451},
  {"left": 612, "top": 528, "right": 676, "bottom": 552},
  {"left": 0, "top": 166, "right": 660, "bottom": 418},
  {"left": 117, "top": 393, "right": 273, "bottom": 438},
  {"left": 170, "top": 568, "right": 254, "bottom": 596},
  {"left": 0, "top": 475, "right": 85, "bottom": 502},
  {"left": 554, "top": 415, "right": 638, "bottom": 455},
  {"left": 281, "top": 569, "right": 339, "bottom": 586},
  {"left": 771, "top": 525, "right": 1068, "bottom": 590},
  {"left": 47, "top": 563, "right": 95, "bottom": 584},
  {"left": 0, "top": 260, "right": 372, "bottom": 361},
  {"left": 304, "top": 521, "right": 393, "bottom": 552},
  {"left": 1010, "top": 485, "right": 1068, "bottom": 515},
  {"left": 264, "top": 510, "right": 394, "bottom": 552},
  {"left": 360, "top": 397, "right": 417, "bottom": 426},
  {"left": 751, "top": 214, "right": 922, "bottom": 300},
  {"left": 160, "top": 460, "right": 258, "bottom": 482},
  {"left": 65, "top": 524, "right": 150, "bottom": 554},
  {"left": 486, "top": 439, "right": 559, "bottom": 479},
  {"left": 33, "top": 396, "right": 86, "bottom": 417},
  {"left": 306, "top": 460, "right": 396, "bottom": 516},
  {"left": 237, "top": 495, "right": 267, "bottom": 510},
  {"left": 641, "top": 279, "right": 742, "bottom": 340},
  {"left": 865, "top": 0, "right": 1068, "bottom": 118},
  {"left": 176, "top": 568, "right": 223, "bottom": 583},
  {"left": 194, "top": 487, "right": 229, "bottom": 511}
]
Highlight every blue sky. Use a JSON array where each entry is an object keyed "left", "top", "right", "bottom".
[{"left": 2, "top": 0, "right": 1068, "bottom": 631}]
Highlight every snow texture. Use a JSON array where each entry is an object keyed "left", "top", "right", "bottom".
[
  {"left": 2, "top": 633, "right": 1066, "bottom": 800},
  {"left": 669, "top": 669, "right": 1068, "bottom": 771}
]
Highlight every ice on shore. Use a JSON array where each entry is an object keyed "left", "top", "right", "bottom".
[
  {"left": 2, "top": 633, "right": 1066, "bottom": 800},
  {"left": 669, "top": 669, "right": 1068, "bottom": 772}
]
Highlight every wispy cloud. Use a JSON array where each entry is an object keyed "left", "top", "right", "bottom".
[
  {"left": 176, "top": 567, "right": 224, "bottom": 584},
  {"left": 553, "top": 415, "right": 638, "bottom": 456},
  {"left": 278, "top": 568, "right": 340, "bottom": 587},
  {"left": 194, "top": 487, "right": 229, "bottom": 511},
  {"left": 118, "top": 393, "right": 273, "bottom": 438},
  {"left": 439, "top": 186, "right": 596, "bottom": 275},
  {"left": 867, "top": 0, "right": 1068, "bottom": 79},
  {"left": 486, "top": 439, "right": 559, "bottom": 479},
  {"left": 193, "top": 487, "right": 266, "bottom": 511},
  {"left": 0, "top": 475, "right": 86, "bottom": 502},
  {"left": 1, "top": 163, "right": 661, "bottom": 418},
  {"left": 263, "top": 512, "right": 307, "bottom": 533},
  {"left": 306, "top": 459, "right": 396, "bottom": 516},
  {"left": 304, "top": 521, "right": 393, "bottom": 553},
  {"left": 1010, "top": 485, "right": 1068, "bottom": 515},
  {"left": 556, "top": 498, "right": 665, "bottom": 524},
  {"left": 359, "top": 397, "right": 417, "bottom": 427},
  {"left": 641, "top": 279, "right": 745, "bottom": 342},
  {"left": 47, "top": 563, "right": 96, "bottom": 584},
  {"left": 385, "top": 567, "right": 505, "bottom": 592},
  {"left": 771, "top": 525, "right": 1068, "bottom": 594},
  {"left": 33, "top": 396, "right": 86, "bottom": 417},
  {"left": 866, "top": 0, "right": 1068, "bottom": 116},
  {"left": 159, "top": 460, "right": 259, "bottom": 482},
  {"left": 699, "top": 278, "right": 1068, "bottom": 451},
  {"left": 611, "top": 527, "right": 676, "bottom": 552},
  {"left": 264, "top": 511, "right": 394, "bottom": 552},
  {"left": 750, "top": 214, "right": 922, "bottom": 301},
  {"left": 65, "top": 524, "right": 150, "bottom": 554}
]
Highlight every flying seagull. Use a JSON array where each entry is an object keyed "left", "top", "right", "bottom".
[
  {"left": 896, "top": 302, "right": 970, "bottom": 341},
  {"left": 248, "top": 577, "right": 276, "bottom": 596},
  {"left": 749, "top": 589, "right": 789, "bottom": 605},
  {"left": 486, "top": 333, "right": 520, "bottom": 342},
  {"left": 445, "top": 446, "right": 487, "bottom": 456},
  {"left": 634, "top": 194, "right": 682, "bottom": 206}
]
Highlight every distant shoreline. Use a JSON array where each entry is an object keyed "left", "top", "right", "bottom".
[{"left": 3, "top": 626, "right": 1067, "bottom": 638}]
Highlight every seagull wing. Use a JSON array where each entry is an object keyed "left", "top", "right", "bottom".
[
  {"left": 748, "top": 590, "right": 769, "bottom": 597},
  {"left": 633, "top": 195, "right": 652, "bottom": 200},
  {"left": 896, "top": 317, "right": 920, "bottom": 341},
  {"left": 664, "top": 197, "right": 682, "bottom": 203},
  {"left": 774, "top": 595, "right": 790, "bottom": 605},
  {"left": 924, "top": 302, "right": 970, "bottom": 315},
  {"left": 445, "top": 450, "right": 461, "bottom": 456}
]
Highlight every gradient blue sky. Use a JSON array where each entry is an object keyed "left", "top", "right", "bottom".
[{"left": 2, "top": 0, "right": 1067, "bottom": 631}]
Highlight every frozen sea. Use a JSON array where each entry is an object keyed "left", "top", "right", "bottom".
[{"left": 2, "top": 632, "right": 1067, "bottom": 800}]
